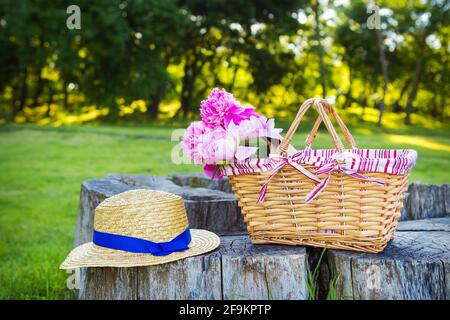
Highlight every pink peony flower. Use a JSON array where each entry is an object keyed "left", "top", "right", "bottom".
[
  {"left": 182, "top": 89, "right": 284, "bottom": 177},
  {"left": 235, "top": 146, "right": 259, "bottom": 161},
  {"left": 203, "top": 164, "right": 222, "bottom": 180},
  {"left": 258, "top": 117, "right": 283, "bottom": 140},
  {"left": 182, "top": 121, "right": 208, "bottom": 164},
  {"left": 200, "top": 88, "right": 259, "bottom": 129},
  {"left": 183, "top": 122, "right": 238, "bottom": 165},
  {"left": 227, "top": 116, "right": 263, "bottom": 139},
  {"left": 196, "top": 129, "right": 238, "bottom": 164},
  {"left": 227, "top": 116, "right": 283, "bottom": 140}
]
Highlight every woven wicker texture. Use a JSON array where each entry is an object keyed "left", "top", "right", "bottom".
[
  {"left": 61, "top": 189, "right": 220, "bottom": 269},
  {"left": 229, "top": 98, "right": 412, "bottom": 253}
]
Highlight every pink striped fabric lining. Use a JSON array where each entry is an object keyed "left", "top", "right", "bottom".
[{"left": 220, "top": 149, "right": 417, "bottom": 177}]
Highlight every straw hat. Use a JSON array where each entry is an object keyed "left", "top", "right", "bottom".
[{"left": 60, "top": 189, "right": 220, "bottom": 269}]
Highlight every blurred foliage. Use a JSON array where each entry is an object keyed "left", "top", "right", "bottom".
[{"left": 0, "top": 0, "right": 448, "bottom": 126}]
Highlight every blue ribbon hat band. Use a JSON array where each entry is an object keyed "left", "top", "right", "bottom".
[{"left": 92, "top": 227, "right": 192, "bottom": 256}]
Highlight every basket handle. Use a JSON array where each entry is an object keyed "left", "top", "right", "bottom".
[
  {"left": 305, "top": 100, "right": 357, "bottom": 149},
  {"left": 276, "top": 98, "right": 355, "bottom": 155}
]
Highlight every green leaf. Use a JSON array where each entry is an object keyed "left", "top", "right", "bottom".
[{"left": 211, "top": 164, "right": 222, "bottom": 179}]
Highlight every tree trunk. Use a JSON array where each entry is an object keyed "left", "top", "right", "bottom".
[
  {"left": 148, "top": 85, "right": 164, "bottom": 120},
  {"left": 360, "top": 79, "right": 371, "bottom": 118},
  {"left": 313, "top": 0, "right": 326, "bottom": 98},
  {"left": 17, "top": 69, "right": 28, "bottom": 114},
  {"left": 62, "top": 78, "right": 69, "bottom": 111},
  {"left": 376, "top": 28, "right": 389, "bottom": 127},
  {"left": 438, "top": 40, "right": 447, "bottom": 120},
  {"left": 329, "top": 222, "right": 449, "bottom": 300},
  {"left": 393, "top": 79, "right": 411, "bottom": 113},
  {"left": 405, "top": 47, "right": 425, "bottom": 125},
  {"left": 72, "top": 174, "right": 450, "bottom": 300},
  {"left": 431, "top": 88, "right": 438, "bottom": 118},
  {"left": 439, "top": 90, "right": 447, "bottom": 121},
  {"left": 8, "top": 84, "right": 18, "bottom": 121},
  {"left": 179, "top": 58, "right": 196, "bottom": 118},
  {"left": 343, "top": 63, "right": 353, "bottom": 109},
  {"left": 228, "top": 45, "right": 240, "bottom": 93},
  {"left": 32, "top": 68, "right": 44, "bottom": 107},
  {"left": 229, "top": 60, "right": 240, "bottom": 93},
  {"left": 46, "top": 87, "right": 54, "bottom": 117},
  {"left": 179, "top": 51, "right": 209, "bottom": 119}
]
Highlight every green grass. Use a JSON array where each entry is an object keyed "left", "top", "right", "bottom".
[
  {"left": 0, "top": 119, "right": 449, "bottom": 299},
  {"left": 0, "top": 125, "right": 197, "bottom": 300}
]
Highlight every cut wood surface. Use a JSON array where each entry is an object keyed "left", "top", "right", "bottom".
[
  {"left": 74, "top": 175, "right": 449, "bottom": 247},
  {"left": 171, "top": 173, "right": 232, "bottom": 193},
  {"left": 78, "top": 235, "right": 308, "bottom": 300},
  {"left": 329, "top": 218, "right": 450, "bottom": 300},
  {"left": 72, "top": 175, "right": 449, "bottom": 300},
  {"left": 397, "top": 217, "right": 450, "bottom": 232}
]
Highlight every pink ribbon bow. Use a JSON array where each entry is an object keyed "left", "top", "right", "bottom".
[
  {"left": 257, "top": 153, "right": 321, "bottom": 203},
  {"left": 305, "top": 153, "right": 385, "bottom": 203}
]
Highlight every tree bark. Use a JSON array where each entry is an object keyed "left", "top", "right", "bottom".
[
  {"left": 46, "top": 87, "right": 54, "bottom": 117},
  {"left": 228, "top": 45, "right": 240, "bottom": 93},
  {"left": 439, "top": 90, "right": 447, "bottom": 121},
  {"left": 179, "top": 51, "right": 210, "bottom": 118},
  {"left": 329, "top": 220, "right": 450, "bottom": 300},
  {"left": 17, "top": 69, "right": 28, "bottom": 114},
  {"left": 393, "top": 79, "right": 411, "bottom": 113},
  {"left": 438, "top": 43, "right": 447, "bottom": 120},
  {"left": 229, "top": 59, "right": 240, "bottom": 93},
  {"left": 343, "top": 63, "right": 353, "bottom": 109},
  {"left": 431, "top": 87, "right": 438, "bottom": 118},
  {"left": 78, "top": 235, "right": 309, "bottom": 300},
  {"left": 400, "top": 183, "right": 450, "bottom": 221},
  {"left": 32, "top": 68, "right": 44, "bottom": 107},
  {"left": 8, "top": 84, "right": 18, "bottom": 121},
  {"left": 376, "top": 28, "right": 389, "bottom": 127},
  {"left": 62, "top": 78, "right": 69, "bottom": 111},
  {"left": 180, "top": 62, "right": 194, "bottom": 118},
  {"left": 148, "top": 85, "right": 165, "bottom": 120},
  {"left": 360, "top": 80, "right": 370, "bottom": 118},
  {"left": 72, "top": 174, "right": 450, "bottom": 300},
  {"left": 405, "top": 47, "right": 425, "bottom": 125}
]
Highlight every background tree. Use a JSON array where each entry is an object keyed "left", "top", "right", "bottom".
[{"left": 0, "top": 0, "right": 448, "bottom": 124}]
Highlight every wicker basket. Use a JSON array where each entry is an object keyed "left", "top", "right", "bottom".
[{"left": 223, "top": 98, "right": 417, "bottom": 253}]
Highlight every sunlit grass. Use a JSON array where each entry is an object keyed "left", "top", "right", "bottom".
[
  {"left": 15, "top": 105, "right": 110, "bottom": 126},
  {"left": 10, "top": 99, "right": 449, "bottom": 133},
  {"left": 0, "top": 126, "right": 199, "bottom": 299},
  {"left": 344, "top": 106, "right": 448, "bottom": 131},
  {"left": 386, "top": 135, "right": 450, "bottom": 152}
]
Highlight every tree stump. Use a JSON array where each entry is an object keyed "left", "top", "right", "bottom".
[
  {"left": 171, "top": 173, "right": 232, "bottom": 193},
  {"left": 329, "top": 218, "right": 450, "bottom": 300},
  {"left": 72, "top": 175, "right": 450, "bottom": 300},
  {"left": 74, "top": 174, "right": 245, "bottom": 247},
  {"left": 400, "top": 183, "right": 449, "bottom": 220},
  {"left": 78, "top": 235, "right": 309, "bottom": 300}
]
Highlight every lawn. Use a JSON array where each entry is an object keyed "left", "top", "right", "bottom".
[{"left": 0, "top": 120, "right": 449, "bottom": 299}]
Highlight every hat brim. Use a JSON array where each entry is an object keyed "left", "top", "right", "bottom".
[{"left": 60, "top": 229, "right": 220, "bottom": 269}]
